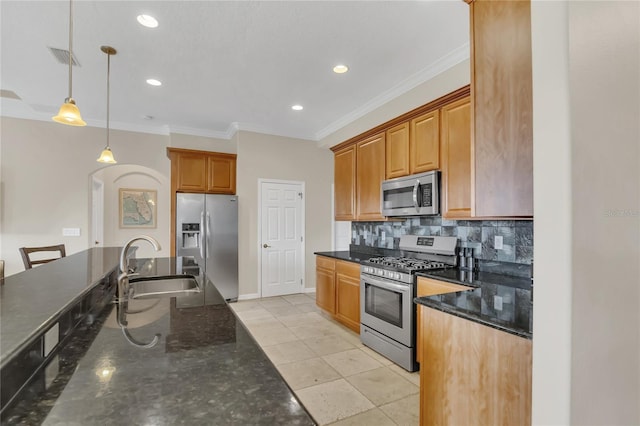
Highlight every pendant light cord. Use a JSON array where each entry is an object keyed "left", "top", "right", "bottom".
[
  {"left": 106, "top": 51, "right": 111, "bottom": 149},
  {"left": 68, "top": 0, "right": 73, "bottom": 100}
]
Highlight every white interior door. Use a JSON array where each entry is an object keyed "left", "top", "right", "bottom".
[{"left": 260, "top": 180, "right": 304, "bottom": 297}]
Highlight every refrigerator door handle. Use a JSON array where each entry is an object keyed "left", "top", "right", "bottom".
[
  {"left": 206, "top": 212, "right": 211, "bottom": 257},
  {"left": 199, "top": 211, "right": 205, "bottom": 259}
]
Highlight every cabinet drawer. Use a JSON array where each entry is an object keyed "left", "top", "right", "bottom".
[
  {"left": 336, "top": 260, "right": 361, "bottom": 278},
  {"left": 316, "top": 256, "right": 336, "bottom": 271}
]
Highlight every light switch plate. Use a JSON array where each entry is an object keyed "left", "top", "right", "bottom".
[
  {"left": 494, "top": 235, "right": 503, "bottom": 250},
  {"left": 63, "top": 227, "right": 81, "bottom": 237},
  {"left": 381, "top": 231, "right": 386, "bottom": 242}
]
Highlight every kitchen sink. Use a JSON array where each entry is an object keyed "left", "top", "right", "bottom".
[{"left": 128, "top": 274, "right": 200, "bottom": 299}]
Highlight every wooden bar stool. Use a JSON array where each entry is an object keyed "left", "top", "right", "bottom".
[{"left": 19, "top": 244, "right": 66, "bottom": 270}]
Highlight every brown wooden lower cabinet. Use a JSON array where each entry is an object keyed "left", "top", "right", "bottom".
[
  {"left": 419, "top": 305, "right": 532, "bottom": 426},
  {"left": 315, "top": 256, "right": 360, "bottom": 333},
  {"left": 334, "top": 260, "right": 361, "bottom": 333},
  {"left": 315, "top": 256, "right": 336, "bottom": 314},
  {"left": 415, "top": 277, "right": 472, "bottom": 364}
]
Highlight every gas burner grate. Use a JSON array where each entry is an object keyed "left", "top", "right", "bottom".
[{"left": 366, "top": 256, "right": 446, "bottom": 271}]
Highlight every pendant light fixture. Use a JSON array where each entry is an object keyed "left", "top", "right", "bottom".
[
  {"left": 97, "top": 46, "right": 117, "bottom": 164},
  {"left": 52, "top": 0, "right": 86, "bottom": 126}
]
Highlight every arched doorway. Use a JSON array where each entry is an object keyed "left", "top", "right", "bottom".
[{"left": 90, "top": 165, "right": 170, "bottom": 258}]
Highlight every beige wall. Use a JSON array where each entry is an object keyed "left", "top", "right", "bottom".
[
  {"left": 0, "top": 117, "right": 334, "bottom": 293},
  {"left": 568, "top": 1, "right": 639, "bottom": 423},
  {"left": 236, "top": 131, "right": 334, "bottom": 297},
  {"left": 0, "top": 117, "right": 172, "bottom": 275},
  {"left": 532, "top": 1, "right": 640, "bottom": 424}
]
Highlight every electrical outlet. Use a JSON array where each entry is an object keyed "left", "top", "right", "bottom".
[
  {"left": 381, "top": 231, "right": 386, "bottom": 242},
  {"left": 364, "top": 230, "right": 368, "bottom": 240},
  {"left": 494, "top": 235, "right": 503, "bottom": 250},
  {"left": 494, "top": 295, "right": 503, "bottom": 311}
]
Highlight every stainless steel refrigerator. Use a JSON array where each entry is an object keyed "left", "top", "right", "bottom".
[{"left": 176, "top": 193, "right": 238, "bottom": 301}]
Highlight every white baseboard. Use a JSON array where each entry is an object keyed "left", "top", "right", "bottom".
[
  {"left": 237, "top": 293, "right": 260, "bottom": 301},
  {"left": 238, "top": 289, "right": 315, "bottom": 300}
]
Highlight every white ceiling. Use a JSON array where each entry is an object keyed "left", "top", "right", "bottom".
[{"left": 0, "top": 1, "right": 469, "bottom": 141}]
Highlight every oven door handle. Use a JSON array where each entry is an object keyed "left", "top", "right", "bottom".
[
  {"left": 363, "top": 275, "right": 411, "bottom": 294},
  {"left": 412, "top": 179, "right": 420, "bottom": 212}
]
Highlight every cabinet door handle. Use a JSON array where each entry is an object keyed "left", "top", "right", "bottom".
[{"left": 263, "top": 244, "right": 271, "bottom": 248}]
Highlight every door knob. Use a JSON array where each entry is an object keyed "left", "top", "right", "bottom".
[{"left": 263, "top": 244, "right": 271, "bottom": 248}]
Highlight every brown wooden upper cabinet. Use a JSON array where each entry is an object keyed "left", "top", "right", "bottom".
[
  {"left": 441, "top": 96, "right": 472, "bottom": 219},
  {"left": 385, "top": 122, "right": 410, "bottom": 179},
  {"left": 334, "top": 145, "right": 356, "bottom": 221},
  {"left": 386, "top": 111, "right": 440, "bottom": 180},
  {"left": 167, "top": 148, "right": 236, "bottom": 195},
  {"left": 356, "top": 133, "right": 386, "bottom": 221},
  {"left": 410, "top": 110, "right": 440, "bottom": 174},
  {"left": 207, "top": 155, "right": 236, "bottom": 194},
  {"left": 331, "top": 88, "right": 468, "bottom": 222},
  {"left": 469, "top": 0, "right": 533, "bottom": 217},
  {"left": 333, "top": 133, "right": 386, "bottom": 221}
]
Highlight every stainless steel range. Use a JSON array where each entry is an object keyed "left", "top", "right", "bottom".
[{"left": 360, "top": 235, "right": 458, "bottom": 372}]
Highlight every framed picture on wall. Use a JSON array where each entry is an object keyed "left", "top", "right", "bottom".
[{"left": 119, "top": 188, "right": 157, "bottom": 228}]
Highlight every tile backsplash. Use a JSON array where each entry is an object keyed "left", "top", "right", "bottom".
[{"left": 351, "top": 217, "right": 533, "bottom": 265}]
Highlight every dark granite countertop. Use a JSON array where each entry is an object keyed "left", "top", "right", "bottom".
[
  {"left": 313, "top": 250, "right": 371, "bottom": 264},
  {"left": 314, "top": 250, "right": 533, "bottom": 339},
  {"left": 0, "top": 247, "right": 122, "bottom": 367},
  {"left": 2, "top": 255, "right": 315, "bottom": 425},
  {"left": 415, "top": 269, "right": 533, "bottom": 339}
]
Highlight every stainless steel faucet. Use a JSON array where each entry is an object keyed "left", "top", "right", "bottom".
[
  {"left": 118, "top": 235, "right": 161, "bottom": 301},
  {"left": 115, "top": 235, "right": 162, "bottom": 349},
  {"left": 120, "top": 235, "right": 161, "bottom": 274}
]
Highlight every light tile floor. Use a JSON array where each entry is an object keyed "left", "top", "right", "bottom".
[{"left": 230, "top": 293, "right": 420, "bottom": 425}]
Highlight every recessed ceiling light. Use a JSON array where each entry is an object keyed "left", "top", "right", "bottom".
[
  {"left": 137, "top": 14, "right": 158, "bottom": 28},
  {"left": 333, "top": 64, "right": 349, "bottom": 74},
  {"left": 291, "top": 105, "right": 303, "bottom": 111},
  {"left": 146, "top": 78, "right": 162, "bottom": 86}
]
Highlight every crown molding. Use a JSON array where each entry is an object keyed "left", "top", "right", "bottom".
[
  {"left": 2, "top": 44, "right": 469, "bottom": 144},
  {"left": 234, "top": 122, "right": 316, "bottom": 142},
  {"left": 314, "top": 42, "right": 470, "bottom": 142}
]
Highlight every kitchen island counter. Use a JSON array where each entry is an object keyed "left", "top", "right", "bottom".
[
  {"left": 2, "top": 255, "right": 315, "bottom": 425},
  {"left": 0, "top": 247, "right": 122, "bottom": 367}
]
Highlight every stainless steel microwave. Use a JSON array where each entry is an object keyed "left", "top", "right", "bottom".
[{"left": 381, "top": 171, "right": 440, "bottom": 217}]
